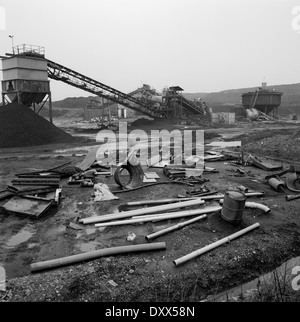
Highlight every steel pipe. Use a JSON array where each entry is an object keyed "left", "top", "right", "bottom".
[
  {"left": 268, "top": 178, "right": 285, "bottom": 192},
  {"left": 80, "top": 199, "right": 206, "bottom": 224},
  {"left": 124, "top": 198, "right": 196, "bottom": 207},
  {"left": 173, "top": 223, "right": 260, "bottom": 266},
  {"left": 244, "top": 192, "right": 265, "bottom": 197},
  {"left": 286, "top": 194, "right": 300, "bottom": 201},
  {"left": 95, "top": 207, "right": 221, "bottom": 228},
  {"left": 31, "top": 242, "right": 166, "bottom": 273},
  {"left": 145, "top": 215, "right": 207, "bottom": 241}
]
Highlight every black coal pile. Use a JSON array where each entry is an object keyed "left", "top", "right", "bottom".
[{"left": 0, "top": 103, "right": 75, "bottom": 148}]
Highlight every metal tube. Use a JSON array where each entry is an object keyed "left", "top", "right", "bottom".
[
  {"left": 80, "top": 199, "right": 206, "bottom": 224},
  {"left": 268, "top": 178, "right": 285, "bottom": 192},
  {"left": 125, "top": 198, "right": 196, "bottom": 207},
  {"left": 244, "top": 192, "right": 265, "bottom": 197},
  {"left": 245, "top": 202, "right": 270, "bottom": 213},
  {"left": 286, "top": 194, "right": 300, "bottom": 201},
  {"left": 31, "top": 242, "right": 166, "bottom": 273},
  {"left": 200, "top": 194, "right": 224, "bottom": 200},
  {"left": 173, "top": 223, "right": 260, "bottom": 266},
  {"left": 145, "top": 215, "right": 207, "bottom": 241},
  {"left": 95, "top": 207, "right": 221, "bottom": 228}
]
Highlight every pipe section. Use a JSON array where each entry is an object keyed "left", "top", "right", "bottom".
[
  {"left": 245, "top": 202, "right": 270, "bottom": 214},
  {"left": 145, "top": 215, "right": 207, "bottom": 241},
  {"left": 173, "top": 223, "right": 260, "bottom": 266},
  {"left": 80, "top": 199, "right": 206, "bottom": 224},
  {"left": 94, "top": 207, "right": 222, "bottom": 228},
  {"left": 31, "top": 242, "right": 166, "bottom": 273}
]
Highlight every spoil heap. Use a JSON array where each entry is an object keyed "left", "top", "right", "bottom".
[{"left": 0, "top": 103, "right": 75, "bottom": 148}]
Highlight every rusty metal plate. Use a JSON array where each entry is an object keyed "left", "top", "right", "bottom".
[{"left": 1, "top": 196, "right": 53, "bottom": 218}]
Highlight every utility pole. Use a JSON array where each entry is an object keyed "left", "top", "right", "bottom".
[{"left": 8, "top": 35, "right": 14, "bottom": 53}]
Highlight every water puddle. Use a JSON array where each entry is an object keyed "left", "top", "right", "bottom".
[
  {"left": 5, "top": 224, "right": 36, "bottom": 249},
  {"left": 77, "top": 241, "right": 104, "bottom": 253}
]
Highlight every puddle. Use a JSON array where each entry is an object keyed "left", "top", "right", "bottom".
[
  {"left": 77, "top": 241, "right": 104, "bottom": 253},
  {"left": 5, "top": 224, "right": 36, "bottom": 249},
  {"left": 209, "top": 256, "right": 300, "bottom": 302}
]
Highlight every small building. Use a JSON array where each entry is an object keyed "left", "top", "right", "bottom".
[{"left": 211, "top": 112, "right": 235, "bottom": 124}]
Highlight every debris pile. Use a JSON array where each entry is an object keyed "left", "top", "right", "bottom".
[
  {"left": 2, "top": 137, "right": 300, "bottom": 280},
  {"left": 0, "top": 162, "right": 78, "bottom": 218},
  {"left": 0, "top": 103, "right": 75, "bottom": 148}
]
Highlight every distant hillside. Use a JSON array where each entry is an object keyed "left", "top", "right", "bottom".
[
  {"left": 53, "top": 83, "right": 300, "bottom": 115},
  {"left": 52, "top": 96, "right": 99, "bottom": 109},
  {"left": 184, "top": 83, "right": 300, "bottom": 108}
]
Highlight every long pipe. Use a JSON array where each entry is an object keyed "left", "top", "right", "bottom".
[
  {"left": 80, "top": 199, "right": 206, "bottom": 225},
  {"left": 244, "top": 192, "right": 265, "bottom": 197},
  {"left": 124, "top": 197, "right": 196, "bottom": 207},
  {"left": 145, "top": 215, "right": 207, "bottom": 241},
  {"left": 31, "top": 242, "right": 166, "bottom": 273},
  {"left": 173, "top": 223, "right": 260, "bottom": 266},
  {"left": 95, "top": 207, "right": 222, "bottom": 228},
  {"left": 124, "top": 191, "right": 265, "bottom": 206}
]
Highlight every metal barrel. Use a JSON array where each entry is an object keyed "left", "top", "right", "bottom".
[{"left": 221, "top": 190, "right": 246, "bottom": 225}]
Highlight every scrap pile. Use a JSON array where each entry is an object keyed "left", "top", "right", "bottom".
[
  {"left": 3, "top": 137, "right": 300, "bottom": 274},
  {"left": 0, "top": 162, "right": 79, "bottom": 218}
]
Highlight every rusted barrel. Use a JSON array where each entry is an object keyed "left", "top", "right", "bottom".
[{"left": 221, "top": 190, "right": 246, "bottom": 224}]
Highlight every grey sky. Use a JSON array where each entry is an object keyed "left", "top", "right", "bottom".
[{"left": 1, "top": 0, "right": 300, "bottom": 101}]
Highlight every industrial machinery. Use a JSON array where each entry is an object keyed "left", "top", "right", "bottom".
[
  {"left": 1, "top": 45, "right": 210, "bottom": 120},
  {"left": 242, "top": 83, "right": 283, "bottom": 119},
  {"left": 1, "top": 45, "right": 53, "bottom": 122}
]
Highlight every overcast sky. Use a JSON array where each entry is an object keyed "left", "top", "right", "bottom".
[{"left": 1, "top": 0, "right": 300, "bottom": 101}]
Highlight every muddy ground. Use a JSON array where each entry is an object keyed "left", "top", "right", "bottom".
[{"left": 0, "top": 120, "right": 300, "bottom": 302}]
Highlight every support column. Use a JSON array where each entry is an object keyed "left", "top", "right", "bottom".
[
  {"left": 48, "top": 93, "right": 53, "bottom": 124},
  {"left": 17, "top": 92, "right": 22, "bottom": 105}
]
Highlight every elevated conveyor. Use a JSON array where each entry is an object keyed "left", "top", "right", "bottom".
[{"left": 47, "top": 59, "right": 161, "bottom": 118}]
